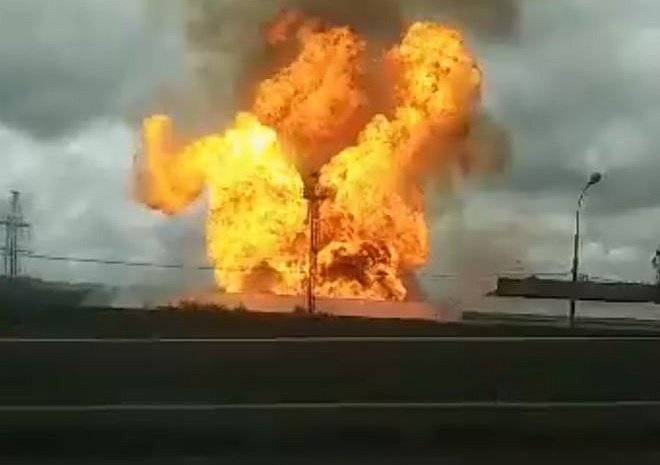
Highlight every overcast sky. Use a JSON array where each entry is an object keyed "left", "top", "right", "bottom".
[{"left": 1, "top": 0, "right": 659, "bottom": 293}]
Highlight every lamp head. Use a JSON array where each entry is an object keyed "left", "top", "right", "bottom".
[{"left": 588, "top": 172, "right": 602, "bottom": 186}]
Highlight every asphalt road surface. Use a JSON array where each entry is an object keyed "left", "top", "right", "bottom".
[
  {"left": 3, "top": 336, "right": 660, "bottom": 404},
  {"left": 4, "top": 336, "right": 660, "bottom": 456}
]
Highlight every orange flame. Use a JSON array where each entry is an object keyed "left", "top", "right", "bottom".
[
  {"left": 135, "top": 12, "right": 482, "bottom": 302},
  {"left": 255, "top": 10, "right": 368, "bottom": 173}
]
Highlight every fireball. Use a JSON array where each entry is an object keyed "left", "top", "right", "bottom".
[{"left": 135, "top": 10, "right": 482, "bottom": 302}]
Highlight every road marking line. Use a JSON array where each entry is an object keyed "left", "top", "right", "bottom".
[
  {"left": 2, "top": 401, "right": 660, "bottom": 412},
  {"left": 1, "top": 336, "right": 660, "bottom": 343}
]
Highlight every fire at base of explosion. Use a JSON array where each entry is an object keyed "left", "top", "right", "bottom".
[{"left": 21, "top": 250, "right": 571, "bottom": 317}]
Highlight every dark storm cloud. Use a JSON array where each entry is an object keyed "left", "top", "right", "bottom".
[
  {"left": 423, "top": 0, "right": 660, "bottom": 285},
  {"left": 0, "top": 0, "right": 201, "bottom": 291},
  {"left": 481, "top": 1, "right": 660, "bottom": 214},
  {"left": 0, "top": 0, "right": 182, "bottom": 139}
]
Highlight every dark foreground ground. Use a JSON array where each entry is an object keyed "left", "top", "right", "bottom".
[
  {"left": 3, "top": 304, "right": 660, "bottom": 338},
  {"left": 3, "top": 306, "right": 660, "bottom": 461}
]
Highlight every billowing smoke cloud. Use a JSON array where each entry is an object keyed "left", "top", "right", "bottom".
[
  {"left": 184, "top": 0, "right": 402, "bottom": 88},
  {"left": 404, "top": 0, "right": 519, "bottom": 40},
  {"left": 180, "top": 0, "right": 518, "bottom": 132}
]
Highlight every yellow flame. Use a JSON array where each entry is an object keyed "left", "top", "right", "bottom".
[{"left": 135, "top": 18, "right": 482, "bottom": 302}]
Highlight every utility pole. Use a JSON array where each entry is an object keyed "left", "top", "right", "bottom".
[
  {"left": 303, "top": 173, "right": 327, "bottom": 314},
  {"left": 653, "top": 247, "right": 660, "bottom": 304},
  {"left": 0, "top": 191, "right": 31, "bottom": 278}
]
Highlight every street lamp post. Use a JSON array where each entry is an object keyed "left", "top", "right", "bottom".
[{"left": 569, "top": 172, "right": 602, "bottom": 327}]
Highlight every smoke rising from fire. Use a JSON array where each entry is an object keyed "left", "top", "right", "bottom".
[
  {"left": 135, "top": 3, "right": 512, "bottom": 302},
  {"left": 180, "top": 0, "right": 513, "bottom": 184},
  {"left": 181, "top": 0, "right": 516, "bottom": 132}
]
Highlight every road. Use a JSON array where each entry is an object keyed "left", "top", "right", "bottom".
[
  {"left": 3, "top": 336, "right": 660, "bottom": 455},
  {"left": 3, "top": 336, "right": 660, "bottom": 404}
]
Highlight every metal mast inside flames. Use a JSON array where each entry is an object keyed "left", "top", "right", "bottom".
[{"left": 303, "top": 173, "right": 327, "bottom": 314}]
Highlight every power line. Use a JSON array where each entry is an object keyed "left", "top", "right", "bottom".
[
  {"left": 24, "top": 253, "right": 296, "bottom": 274},
  {"left": 22, "top": 251, "right": 568, "bottom": 280},
  {"left": 25, "top": 253, "right": 212, "bottom": 270}
]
